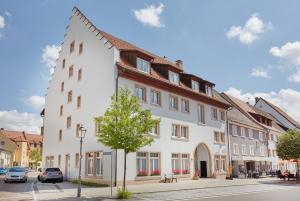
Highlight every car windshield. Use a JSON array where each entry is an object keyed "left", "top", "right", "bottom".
[
  {"left": 9, "top": 167, "right": 25, "bottom": 172},
  {"left": 46, "top": 168, "right": 60, "bottom": 172}
]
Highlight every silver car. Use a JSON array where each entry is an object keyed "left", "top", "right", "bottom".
[
  {"left": 4, "top": 167, "right": 28, "bottom": 183},
  {"left": 38, "top": 168, "right": 63, "bottom": 183}
]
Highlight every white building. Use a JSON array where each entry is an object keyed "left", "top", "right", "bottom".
[{"left": 42, "top": 7, "right": 231, "bottom": 185}]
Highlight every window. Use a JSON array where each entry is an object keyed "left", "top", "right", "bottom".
[
  {"left": 169, "top": 71, "right": 179, "bottom": 85},
  {"left": 214, "top": 131, "right": 220, "bottom": 143},
  {"left": 249, "top": 145, "right": 255, "bottom": 156},
  {"left": 150, "top": 89, "right": 161, "bottom": 106},
  {"left": 75, "top": 153, "right": 79, "bottom": 168},
  {"left": 198, "top": 104, "right": 205, "bottom": 124},
  {"left": 96, "top": 152, "right": 103, "bottom": 176},
  {"left": 87, "top": 152, "right": 94, "bottom": 176},
  {"left": 181, "top": 99, "right": 190, "bottom": 113},
  {"left": 232, "top": 125, "right": 238, "bottom": 136},
  {"left": 61, "top": 82, "right": 64, "bottom": 92},
  {"left": 181, "top": 126, "right": 189, "bottom": 139},
  {"left": 137, "top": 152, "right": 147, "bottom": 176},
  {"left": 79, "top": 42, "right": 83, "bottom": 55},
  {"left": 249, "top": 129, "right": 253, "bottom": 139},
  {"left": 211, "top": 108, "right": 218, "bottom": 121},
  {"left": 172, "top": 124, "right": 180, "bottom": 137},
  {"left": 260, "top": 146, "right": 265, "bottom": 156},
  {"left": 69, "top": 65, "right": 74, "bottom": 78},
  {"left": 77, "top": 96, "right": 81, "bottom": 108},
  {"left": 68, "top": 90, "right": 72, "bottom": 103},
  {"left": 242, "top": 144, "right": 247, "bottom": 155},
  {"left": 215, "top": 155, "right": 227, "bottom": 172},
  {"left": 241, "top": 127, "right": 245, "bottom": 138},
  {"left": 70, "top": 41, "right": 75, "bottom": 53},
  {"left": 220, "top": 111, "right": 225, "bottom": 121},
  {"left": 135, "top": 85, "right": 146, "bottom": 102},
  {"left": 59, "top": 129, "right": 62, "bottom": 141},
  {"left": 151, "top": 122, "right": 160, "bottom": 136},
  {"left": 58, "top": 155, "right": 61, "bottom": 167},
  {"left": 245, "top": 128, "right": 249, "bottom": 137},
  {"left": 169, "top": 95, "right": 178, "bottom": 110},
  {"left": 60, "top": 105, "right": 63, "bottom": 116},
  {"left": 259, "top": 132, "right": 264, "bottom": 141},
  {"left": 205, "top": 85, "right": 212, "bottom": 97},
  {"left": 76, "top": 124, "right": 80, "bottom": 137},
  {"left": 150, "top": 153, "right": 160, "bottom": 176},
  {"left": 220, "top": 132, "right": 225, "bottom": 143},
  {"left": 181, "top": 154, "right": 190, "bottom": 174},
  {"left": 67, "top": 116, "right": 72, "bottom": 128},
  {"left": 171, "top": 153, "right": 180, "bottom": 174},
  {"left": 191, "top": 80, "right": 199, "bottom": 92},
  {"left": 233, "top": 143, "right": 239, "bottom": 155},
  {"left": 62, "top": 59, "right": 65, "bottom": 69},
  {"left": 78, "top": 69, "right": 82, "bottom": 81},
  {"left": 136, "top": 57, "right": 150, "bottom": 73}
]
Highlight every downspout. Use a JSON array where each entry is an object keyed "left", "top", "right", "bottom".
[
  {"left": 226, "top": 107, "right": 233, "bottom": 179},
  {"left": 114, "top": 69, "right": 119, "bottom": 187}
]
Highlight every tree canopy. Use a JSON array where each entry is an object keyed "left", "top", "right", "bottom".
[
  {"left": 29, "top": 147, "right": 42, "bottom": 168},
  {"left": 277, "top": 129, "right": 300, "bottom": 160}
]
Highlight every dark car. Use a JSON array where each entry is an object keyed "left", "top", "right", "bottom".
[{"left": 38, "top": 168, "right": 63, "bottom": 183}]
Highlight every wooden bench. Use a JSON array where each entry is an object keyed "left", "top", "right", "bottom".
[{"left": 164, "top": 174, "right": 177, "bottom": 183}]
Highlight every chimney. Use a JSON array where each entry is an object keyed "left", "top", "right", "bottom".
[
  {"left": 255, "top": 97, "right": 259, "bottom": 103},
  {"left": 175, "top": 59, "right": 183, "bottom": 69}
]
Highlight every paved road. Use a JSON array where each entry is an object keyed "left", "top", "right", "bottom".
[{"left": 0, "top": 174, "right": 35, "bottom": 201}]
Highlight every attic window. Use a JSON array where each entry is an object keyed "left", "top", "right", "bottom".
[
  {"left": 136, "top": 58, "right": 150, "bottom": 74},
  {"left": 191, "top": 80, "right": 199, "bottom": 92},
  {"left": 169, "top": 71, "right": 179, "bottom": 85},
  {"left": 70, "top": 41, "right": 75, "bottom": 54},
  {"left": 205, "top": 85, "right": 212, "bottom": 97}
]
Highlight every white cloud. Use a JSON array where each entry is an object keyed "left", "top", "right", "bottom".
[
  {"left": 133, "top": 3, "right": 165, "bottom": 27},
  {"left": 226, "top": 14, "right": 271, "bottom": 45},
  {"left": 41, "top": 45, "right": 61, "bottom": 75},
  {"left": 225, "top": 87, "right": 300, "bottom": 122},
  {"left": 251, "top": 67, "right": 271, "bottom": 78},
  {"left": 288, "top": 69, "right": 300, "bottom": 83},
  {"left": 0, "top": 110, "right": 42, "bottom": 134},
  {"left": 25, "top": 95, "right": 45, "bottom": 109},
  {"left": 5, "top": 11, "right": 12, "bottom": 17},
  {"left": 0, "top": 15, "right": 5, "bottom": 29},
  {"left": 270, "top": 41, "right": 300, "bottom": 67}
]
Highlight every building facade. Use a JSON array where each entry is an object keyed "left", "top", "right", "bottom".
[{"left": 42, "top": 7, "right": 231, "bottom": 185}]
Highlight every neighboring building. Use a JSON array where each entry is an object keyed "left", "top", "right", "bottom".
[
  {"left": 0, "top": 128, "right": 43, "bottom": 168},
  {"left": 0, "top": 132, "right": 17, "bottom": 168},
  {"left": 255, "top": 97, "right": 300, "bottom": 131},
  {"left": 221, "top": 94, "right": 287, "bottom": 177},
  {"left": 42, "top": 7, "right": 231, "bottom": 185}
]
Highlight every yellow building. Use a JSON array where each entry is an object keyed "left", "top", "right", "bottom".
[{"left": 0, "top": 128, "right": 43, "bottom": 168}]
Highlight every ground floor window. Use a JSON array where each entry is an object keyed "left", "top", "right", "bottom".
[
  {"left": 181, "top": 154, "right": 190, "bottom": 174},
  {"left": 136, "top": 152, "right": 161, "bottom": 177},
  {"left": 96, "top": 152, "right": 103, "bottom": 176},
  {"left": 45, "top": 156, "right": 54, "bottom": 167},
  {"left": 172, "top": 153, "right": 181, "bottom": 174},
  {"left": 85, "top": 151, "right": 103, "bottom": 177},
  {"left": 214, "top": 155, "right": 227, "bottom": 172}
]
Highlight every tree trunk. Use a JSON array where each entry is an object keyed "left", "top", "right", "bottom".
[{"left": 123, "top": 151, "right": 127, "bottom": 191}]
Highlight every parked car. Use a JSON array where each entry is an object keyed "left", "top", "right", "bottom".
[
  {"left": 4, "top": 167, "right": 28, "bottom": 183},
  {"left": 0, "top": 167, "right": 8, "bottom": 175},
  {"left": 38, "top": 168, "right": 63, "bottom": 183}
]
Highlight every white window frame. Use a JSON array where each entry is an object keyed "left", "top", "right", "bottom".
[
  {"left": 198, "top": 104, "right": 205, "bottom": 124},
  {"left": 205, "top": 85, "right": 212, "bottom": 97},
  {"left": 149, "top": 153, "right": 160, "bottom": 175},
  {"left": 249, "top": 145, "right": 255, "bottom": 156},
  {"left": 96, "top": 152, "right": 103, "bottom": 176},
  {"left": 191, "top": 80, "right": 199, "bottom": 92},
  {"left": 260, "top": 146, "right": 265, "bottom": 156},
  {"left": 171, "top": 153, "right": 181, "bottom": 174},
  {"left": 135, "top": 85, "right": 146, "bottom": 102},
  {"left": 169, "top": 71, "right": 179, "bottom": 85},
  {"left": 181, "top": 126, "right": 189, "bottom": 139},
  {"left": 242, "top": 144, "right": 247, "bottom": 155},
  {"left": 87, "top": 153, "right": 94, "bottom": 176},
  {"left": 137, "top": 57, "right": 150, "bottom": 74},
  {"left": 220, "top": 110, "right": 225, "bottom": 121},
  {"left": 169, "top": 95, "right": 178, "bottom": 110},
  {"left": 150, "top": 89, "right": 161, "bottom": 106},
  {"left": 233, "top": 143, "right": 239, "bottom": 155},
  {"left": 181, "top": 99, "right": 190, "bottom": 113},
  {"left": 211, "top": 107, "right": 218, "bottom": 121},
  {"left": 172, "top": 124, "right": 180, "bottom": 138},
  {"left": 232, "top": 125, "right": 238, "bottom": 136},
  {"left": 241, "top": 127, "right": 246, "bottom": 138},
  {"left": 137, "top": 152, "right": 147, "bottom": 176}
]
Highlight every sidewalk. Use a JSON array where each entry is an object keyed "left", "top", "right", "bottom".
[{"left": 34, "top": 177, "right": 278, "bottom": 200}]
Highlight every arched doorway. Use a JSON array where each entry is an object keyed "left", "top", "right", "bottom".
[{"left": 194, "top": 143, "right": 212, "bottom": 178}]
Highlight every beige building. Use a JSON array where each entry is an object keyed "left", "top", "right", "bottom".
[{"left": 0, "top": 128, "right": 43, "bottom": 168}]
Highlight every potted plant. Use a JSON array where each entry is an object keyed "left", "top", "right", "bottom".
[
  {"left": 137, "top": 170, "right": 148, "bottom": 177},
  {"left": 173, "top": 169, "right": 181, "bottom": 175},
  {"left": 182, "top": 169, "right": 190, "bottom": 174},
  {"left": 151, "top": 169, "right": 161, "bottom": 176}
]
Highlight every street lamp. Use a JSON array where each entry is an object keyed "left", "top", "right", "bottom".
[{"left": 77, "top": 125, "right": 87, "bottom": 198}]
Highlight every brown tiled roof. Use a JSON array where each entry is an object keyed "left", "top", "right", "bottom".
[
  {"left": 73, "top": 7, "right": 182, "bottom": 71},
  {"left": 257, "top": 98, "right": 300, "bottom": 129},
  {"left": 0, "top": 129, "right": 43, "bottom": 144}
]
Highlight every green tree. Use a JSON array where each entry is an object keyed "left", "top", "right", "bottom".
[
  {"left": 95, "top": 88, "right": 158, "bottom": 192},
  {"left": 30, "top": 148, "right": 42, "bottom": 170},
  {"left": 277, "top": 129, "right": 300, "bottom": 179}
]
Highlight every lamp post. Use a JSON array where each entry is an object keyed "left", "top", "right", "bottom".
[{"left": 77, "top": 125, "right": 87, "bottom": 198}]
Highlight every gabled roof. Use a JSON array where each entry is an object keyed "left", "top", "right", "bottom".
[
  {"left": 0, "top": 129, "right": 43, "bottom": 144},
  {"left": 256, "top": 97, "right": 300, "bottom": 129},
  {"left": 73, "top": 7, "right": 182, "bottom": 71}
]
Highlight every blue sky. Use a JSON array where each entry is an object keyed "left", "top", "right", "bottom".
[{"left": 1, "top": 0, "right": 300, "bottom": 133}]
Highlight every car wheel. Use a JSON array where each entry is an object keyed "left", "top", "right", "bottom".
[
  {"left": 4, "top": 180, "right": 8, "bottom": 183},
  {"left": 59, "top": 179, "right": 63, "bottom": 183}
]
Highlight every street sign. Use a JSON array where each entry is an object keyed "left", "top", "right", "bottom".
[{"left": 103, "top": 151, "right": 112, "bottom": 156}]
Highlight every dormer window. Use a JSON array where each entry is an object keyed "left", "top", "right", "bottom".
[
  {"left": 169, "top": 71, "right": 179, "bottom": 85},
  {"left": 137, "top": 58, "right": 150, "bottom": 74},
  {"left": 191, "top": 80, "right": 199, "bottom": 92},
  {"left": 205, "top": 85, "right": 212, "bottom": 97}
]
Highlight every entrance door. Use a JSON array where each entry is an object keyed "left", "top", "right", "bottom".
[
  {"left": 65, "top": 154, "right": 70, "bottom": 180},
  {"left": 200, "top": 161, "right": 207, "bottom": 178}
]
